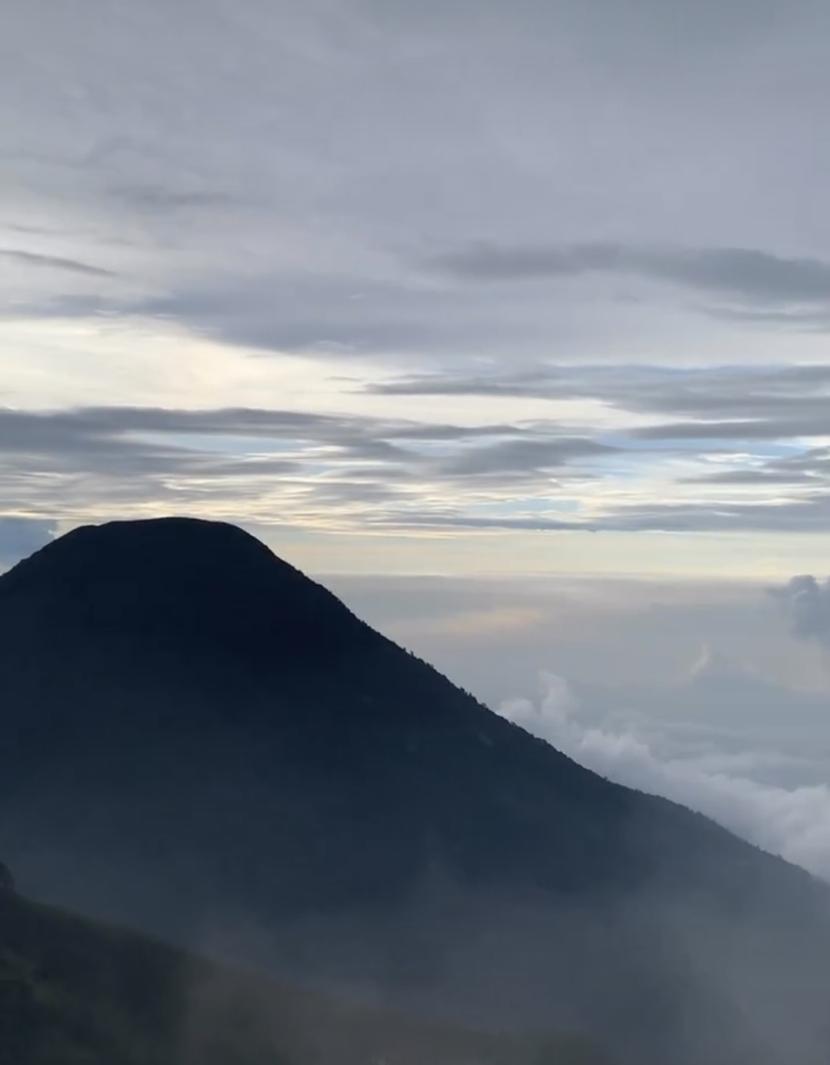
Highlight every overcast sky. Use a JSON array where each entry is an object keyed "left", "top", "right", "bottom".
[{"left": 2, "top": 0, "right": 830, "bottom": 577}]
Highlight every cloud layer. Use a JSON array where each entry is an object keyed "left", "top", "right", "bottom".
[
  {"left": 3, "top": 0, "right": 830, "bottom": 570},
  {"left": 3, "top": 356, "right": 830, "bottom": 542},
  {"left": 5, "top": 0, "right": 830, "bottom": 363}
]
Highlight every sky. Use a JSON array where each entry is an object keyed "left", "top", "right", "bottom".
[
  {"left": 3, "top": 0, "right": 830, "bottom": 578},
  {"left": 2, "top": 2, "right": 829, "bottom": 875}
]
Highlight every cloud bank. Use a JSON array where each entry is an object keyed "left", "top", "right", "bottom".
[
  {"left": 3, "top": 1, "right": 830, "bottom": 565},
  {"left": 771, "top": 576, "right": 830, "bottom": 649},
  {"left": 499, "top": 671, "right": 830, "bottom": 881},
  {"left": 2, "top": 365, "right": 830, "bottom": 545}
]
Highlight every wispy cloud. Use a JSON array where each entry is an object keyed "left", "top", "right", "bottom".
[
  {"left": 0, "top": 248, "right": 116, "bottom": 278},
  {"left": 1, "top": 391, "right": 828, "bottom": 538},
  {"left": 425, "top": 242, "right": 830, "bottom": 309},
  {"left": 0, "top": 405, "right": 609, "bottom": 533}
]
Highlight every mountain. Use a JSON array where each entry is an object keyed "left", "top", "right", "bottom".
[
  {"left": 1, "top": 517, "right": 829, "bottom": 1063},
  {"left": 0, "top": 864, "right": 605, "bottom": 1065}
]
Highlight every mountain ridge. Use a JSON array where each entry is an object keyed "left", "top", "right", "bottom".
[
  {"left": 1, "top": 860, "right": 609, "bottom": 1065},
  {"left": 1, "top": 517, "right": 816, "bottom": 879},
  {"left": 1, "top": 517, "right": 829, "bottom": 1064}
]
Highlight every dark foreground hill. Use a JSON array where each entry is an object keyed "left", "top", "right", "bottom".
[
  {"left": 0, "top": 868, "right": 605, "bottom": 1065},
  {"left": 1, "top": 518, "right": 829, "bottom": 1063}
]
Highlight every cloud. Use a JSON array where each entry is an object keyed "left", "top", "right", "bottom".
[
  {"left": 371, "top": 362, "right": 830, "bottom": 421},
  {"left": 108, "top": 184, "right": 234, "bottom": 211},
  {"left": 499, "top": 671, "right": 830, "bottom": 880},
  {"left": 683, "top": 469, "right": 819, "bottom": 485},
  {"left": 0, "top": 248, "right": 116, "bottom": 278},
  {"left": 6, "top": 0, "right": 830, "bottom": 371},
  {"left": 0, "top": 405, "right": 545, "bottom": 461},
  {"left": 684, "top": 447, "right": 830, "bottom": 485},
  {"left": 0, "top": 405, "right": 610, "bottom": 537},
  {"left": 632, "top": 417, "right": 830, "bottom": 440},
  {"left": 2, "top": 398, "right": 830, "bottom": 537},
  {"left": 439, "top": 437, "right": 614, "bottom": 477},
  {"left": 601, "top": 495, "right": 830, "bottom": 534},
  {"left": 373, "top": 363, "right": 830, "bottom": 453},
  {"left": 426, "top": 242, "right": 830, "bottom": 308},
  {"left": 3, "top": 0, "right": 830, "bottom": 553},
  {"left": 373, "top": 513, "right": 584, "bottom": 532},
  {"left": 770, "top": 575, "right": 830, "bottom": 648}
]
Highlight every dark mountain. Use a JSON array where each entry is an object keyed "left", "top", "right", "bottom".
[
  {"left": 0, "top": 864, "right": 605, "bottom": 1065},
  {"left": 1, "top": 517, "right": 829, "bottom": 1063}
]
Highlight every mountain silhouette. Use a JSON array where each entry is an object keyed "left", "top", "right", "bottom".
[{"left": 1, "top": 517, "right": 829, "bottom": 1064}]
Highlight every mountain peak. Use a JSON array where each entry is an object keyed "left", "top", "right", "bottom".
[
  {"left": 0, "top": 516, "right": 313, "bottom": 598},
  {"left": 2, "top": 517, "right": 829, "bottom": 1064},
  {"left": 5, "top": 516, "right": 287, "bottom": 584},
  {"left": 0, "top": 517, "right": 362, "bottom": 665}
]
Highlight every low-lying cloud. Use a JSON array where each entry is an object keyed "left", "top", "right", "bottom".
[
  {"left": 499, "top": 671, "right": 830, "bottom": 881},
  {"left": 770, "top": 575, "right": 830, "bottom": 649}
]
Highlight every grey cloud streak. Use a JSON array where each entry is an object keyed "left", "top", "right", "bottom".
[
  {"left": 440, "top": 438, "right": 614, "bottom": 478},
  {"left": 632, "top": 418, "right": 830, "bottom": 441},
  {"left": 0, "top": 405, "right": 609, "bottom": 527},
  {"left": 0, "top": 248, "right": 117, "bottom": 278},
  {"left": 373, "top": 363, "right": 830, "bottom": 443},
  {"left": 426, "top": 242, "right": 830, "bottom": 307},
  {"left": 368, "top": 496, "right": 830, "bottom": 535},
  {"left": 372, "top": 513, "right": 585, "bottom": 532},
  {"left": 155, "top": 241, "right": 830, "bottom": 358},
  {"left": 684, "top": 448, "right": 830, "bottom": 487},
  {"left": 108, "top": 184, "right": 235, "bottom": 211},
  {"left": 3, "top": 399, "right": 829, "bottom": 535},
  {"left": 0, "top": 406, "right": 520, "bottom": 453},
  {"left": 603, "top": 496, "right": 830, "bottom": 534},
  {"left": 371, "top": 362, "right": 830, "bottom": 405}
]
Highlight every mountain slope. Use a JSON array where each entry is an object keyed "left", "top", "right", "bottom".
[
  {"left": 0, "top": 869, "right": 605, "bottom": 1065},
  {"left": 1, "top": 517, "right": 829, "bottom": 1063}
]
